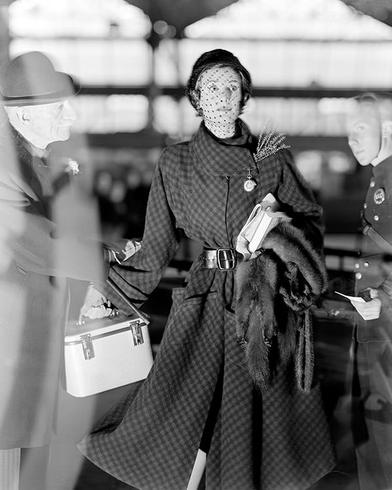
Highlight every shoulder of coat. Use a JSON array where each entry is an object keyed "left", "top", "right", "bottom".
[
  {"left": 0, "top": 139, "right": 21, "bottom": 179},
  {"left": 160, "top": 140, "right": 191, "bottom": 170},
  {"left": 270, "top": 147, "right": 294, "bottom": 171},
  {"left": 256, "top": 148, "right": 286, "bottom": 171}
]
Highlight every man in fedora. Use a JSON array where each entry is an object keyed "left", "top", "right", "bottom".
[{"left": 0, "top": 51, "right": 104, "bottom": 490}]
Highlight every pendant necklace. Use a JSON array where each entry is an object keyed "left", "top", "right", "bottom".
[{"left": 243, "top": 168, "right": 257, "bottom": 192}]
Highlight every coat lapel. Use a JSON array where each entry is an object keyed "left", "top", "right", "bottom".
[{"left": 12, "top": 130, "right": 53, "bottom": 217}]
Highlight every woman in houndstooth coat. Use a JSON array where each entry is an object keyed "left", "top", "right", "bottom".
[{"left": 79, "top": 49, "right": 335, "bottom": 489}]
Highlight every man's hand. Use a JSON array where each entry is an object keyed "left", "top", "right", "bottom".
[
  {"left": 351, "top": 297, "right": 382, "bottom": 321},
  {"left": 79, "top": 284, "right": 114, "bottom": 321}
]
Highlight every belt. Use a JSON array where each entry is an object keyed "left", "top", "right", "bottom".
[{"left": 201, "top": 248, "right": 240, "bottom": 270}]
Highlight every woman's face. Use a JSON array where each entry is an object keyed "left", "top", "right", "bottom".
[{"left": 196, "top": 65, "right": 242, "bottom": 126}]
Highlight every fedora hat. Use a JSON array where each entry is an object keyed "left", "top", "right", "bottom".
[{"left": 0, "top": 51, "right": 80, "bottom": 106}]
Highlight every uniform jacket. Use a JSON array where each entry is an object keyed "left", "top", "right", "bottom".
[
  {"left": 0, "top": 126, "right": 100, "bottom": 449},
  {"left": 352, "top": 155, "right": 392, "bottom": 490},
  {"left": 355, "top": 155, "right": 392, "bottom": 343},
  {"left": 79, "top": 121, "right": 335, "bottom": 489}
]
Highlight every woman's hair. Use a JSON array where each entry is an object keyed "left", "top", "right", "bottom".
[{"left": 186, "top": 49, "right": 252, "bottom": 116}]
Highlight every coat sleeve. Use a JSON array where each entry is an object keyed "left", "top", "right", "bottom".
[
  {"left": 102, "top": 149, "right": 181, "bottom": 313},
  {"left": 0, "top": 168, "right": 103, "bottom": 282},
  {"left": 275, "top": 149, "right": 324, "bottom": 251}
]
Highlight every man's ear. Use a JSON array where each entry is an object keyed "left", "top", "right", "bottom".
[
  {"left": 372, "top": 119, "right": 392, "bottom": 165},
  {"left": 382, "top": 120, "right": 392, "bottom": 138}
]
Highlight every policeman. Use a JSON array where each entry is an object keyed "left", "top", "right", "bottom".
[{"left": 346, "top": 93, "right": 392, "bottom": 490}]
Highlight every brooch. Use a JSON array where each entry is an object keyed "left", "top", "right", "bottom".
[{"left": 253, "top": 127, "right": 290, "bottom": 163}]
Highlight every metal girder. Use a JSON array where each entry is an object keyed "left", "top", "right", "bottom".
[
  {"left": 79, "top": 85, "right": 392, "bottom": 99},
  {"left": 125, "top": 0, "right": 238, "bottom": 34},
  {"left": 340, "top": 0, "right": 392, "bottom": 27}
]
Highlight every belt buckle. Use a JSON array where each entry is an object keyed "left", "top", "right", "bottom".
[{"left": 217, "top": 248, "right": 236, "bottom": 270}]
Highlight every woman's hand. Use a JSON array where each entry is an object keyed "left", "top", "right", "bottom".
[
  {"left": 123, "top": 239, "right": 141, "bottom": 261},
  {"left": 106, "top": 239, "right": 142, "bottom": 264}
]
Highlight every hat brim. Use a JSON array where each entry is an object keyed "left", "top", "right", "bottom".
[{"left": 1, "top": 73, "right": 80, "bottom": 107}]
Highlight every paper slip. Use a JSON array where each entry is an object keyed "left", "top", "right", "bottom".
[
  {"left": 334, "top": 291, "right": 365, "bottom": 303},
  {"left": 247, "top": 194, "right": 284, "bottom": 253}
]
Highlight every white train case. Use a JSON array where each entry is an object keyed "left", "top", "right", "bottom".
[{"left": 64, "top": 312, "right": 153, "bottom": 397}]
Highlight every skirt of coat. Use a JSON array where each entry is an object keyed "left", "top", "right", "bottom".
[{"left": 78, "top": 270, "right": 335, "bottom": 490}]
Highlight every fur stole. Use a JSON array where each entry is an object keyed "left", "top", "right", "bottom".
[{"left": 235, "top": 221, "right": 328, "bottom": 393}]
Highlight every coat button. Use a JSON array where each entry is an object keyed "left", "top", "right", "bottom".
[
  {"left": 356, "top": 272, "right": 362, "bottom": 280},
  {"left": 374, "top": 215, "right": 379, "bottom": 221}
]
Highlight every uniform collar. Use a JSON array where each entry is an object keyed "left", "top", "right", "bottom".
[{"left": 372, "top": 154, "right": 392, "bottom": 179}]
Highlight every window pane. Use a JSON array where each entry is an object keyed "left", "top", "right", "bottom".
[
  {"left": 73, "top": 95, "right": 148, "bottom": 133},
  {"left": 10, "top": 39, "right": 151, "bottom": 85}
]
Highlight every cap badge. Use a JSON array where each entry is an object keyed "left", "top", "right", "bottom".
[{"left": 374, "top": 188, "right": 385, "bottom": 205}]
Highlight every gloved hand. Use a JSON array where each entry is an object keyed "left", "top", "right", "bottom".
[
  {"left": 79, "top": 284, "right": 115, "bottom": 322},
  {"left": 123, "top": 239, "right": 141, "bottom": 261},
  {"left": 106, "top": 239, "right": 142, "bottom": 264}
]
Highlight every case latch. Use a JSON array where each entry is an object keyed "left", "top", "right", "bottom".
[
  {"left": 81, "top": 334, "right": 95, "bottom": 360},
  {"left": 130, "top": 322, "right": 144, "bottom": 346}
]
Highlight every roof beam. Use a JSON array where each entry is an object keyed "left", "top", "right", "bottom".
[{"left": 79, "top": 85, "right": 391, "bottom": 99}]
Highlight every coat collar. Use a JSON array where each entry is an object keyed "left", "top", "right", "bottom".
[
  {"left": 190, "top": 119, "right": 257, "bottom": 177},
  {"left": 9, "top": 126, "right": 50, "bottom": 171},
  {"left": 6, "top": 126, "right": 52, "bottom": 202}
]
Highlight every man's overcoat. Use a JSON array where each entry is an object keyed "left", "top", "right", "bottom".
[
  {"left": 79, "top": 121, "right": 335, "bottom": 489},
  {"left": 0, "top": 127, "right": 100, "bottom": 449}
]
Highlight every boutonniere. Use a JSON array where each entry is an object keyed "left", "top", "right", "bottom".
[
  {"left": 65, "top": 158, "right": 80, "bottom": 175},
  {"left": 253, "top": 124, "right": 290, "bottom": 163}
]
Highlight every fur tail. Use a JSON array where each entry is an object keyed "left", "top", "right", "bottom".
[
  {"left": 236, "top": 252, "right": 279, "bottom": 390},
  {"left": 235, "top": 221, "right": 324, "bottom": 392}
]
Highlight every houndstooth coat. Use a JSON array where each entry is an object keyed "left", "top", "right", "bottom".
[{"left": 79, "top": 120, "right": 335, "bottom": 489}]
